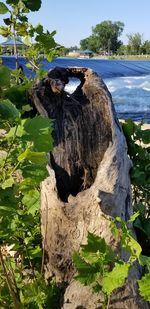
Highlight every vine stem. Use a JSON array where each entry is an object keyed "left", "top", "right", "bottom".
[
  {"left": 106, "top": 295, "right": 110, "bottom": 309},
  {"left": 12, "top": 23, "right": 19, "bottom": 70},
  {"left": 41, "top": 193, "right": 48, "bottom": 274},
  {"left": 0, "top": 247, "right": 21, "bottom": 309},
  {"left": 28, "top": 60, "right": 39, "bottom": 71},
  {"left": 3, "top": 124, "right": 19, "bottom": 169}
]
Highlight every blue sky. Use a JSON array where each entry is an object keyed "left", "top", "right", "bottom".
[{"left": 0, "top": 0, "right": 150, "bottom": 47}]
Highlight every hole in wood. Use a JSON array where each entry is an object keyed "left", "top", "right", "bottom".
[
  {"left": 32, "top": 67, "right": 112, "bottom": 203},
  {"left": 64, "top": 78, "right": 80, "bottom": 94}
]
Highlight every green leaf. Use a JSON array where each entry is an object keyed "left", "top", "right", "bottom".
[
  {"left": 18, "top": 15, "right": 28, "bottom": 22},
  {"left": 81, "top": 232, "right": 110, "bottom": 253},
  {"left": 22, "top": 35, "right": 31, "bottom": 46},
  {"left": 18, "top": 148, "right": 47, "bottom": 165},
  {"left": 35, "top": 24, "right": 43, "bottom": 34},
  {"left": 6, "top": 0, "right": 19, "bottom": 4},
  {"left": 4, "top": 18, "right": 12, "bottom": 26},
  {"left": 3, "top": 81, "right": 33, "bottom": 109},
  {"left": 7, "top": 120, "right": 26, "bottom": 138},
  {"left": 122, "top": 119, "right": 135, "bottom": 140},
  {"left": 0, "top": 187, "right": 18, "bottom": 207},
  {"left": 25, "top": 62, "right": 34, "bottom": 69},
  {"left": 0, "top": 26, "right": 10, "bottom": 36},
  {"left": 80, "top": 232, "right": 114, "bottom": 263},
  {"left": 35, "top": 69, "right": 47, "bottom": 79},
  {"left": 29, "top": 246, "right": 42, "bottom": 258},
  {"left": 0, "top": 99, "right": 20, "bottom": 121},
  {"left": 139, "top": 255, "right": 150, "bottom": 272},
  {"left": 142, "top": 129, "right": 150, "bottom": 144},
  {"left": 0, "top": 205, "right": 17, "bottom": 215},
  {"left": 22, "top": 104, "right": 32, "bottom": 112},
  {"left": 0, "top": 66, "right": 11, "bottom": 87},
  {"left": 0, "top": 2, "right": 9, "bottom": 14},
  {"left": 138, "top": 273, "right": 150, "bottom": 301},
  {"left": 102, "top": 263, "right": 130, "bottom": 296},
  {"left": 73, "top": 251, "right": 99, "bottom": 285},
  {"left": 1, "top": 177, "right": 14, "bottom": 189},
  {"left": 23, "top": 116, "right": 53, "bottom": 152},
  {"left": 21, "top": 164, "right": 48, "bottom": 188},
  {"left": 22, "top": 189, "right": 40, "bottom": 215},
  {"left": 22, "top": 0, "right": 41, "bottom": 11},
  {"left": 123, "top": 232, "right": 142, "bottom": 259}
]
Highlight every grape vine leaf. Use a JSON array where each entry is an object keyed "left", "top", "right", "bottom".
[
  {"left": 23, "top": 116, "right": 53, "bottom": 152},
  {"left": 18, "top": 148, "right": 47, "bottom": 165},
  {"left": 102, "top": 263, "right": 130, "bottom": 296},
  {"left": 138, "top": 273, "right": 150, "bottom": 301},
  {"left": 22, "top": 189, "right": 40, "bottom": 215},
  {"left": 22, "top": 0, "right": 41, "bottom": 11},
  {"left": 80, "top": 232, "right": 114, "bottom": 263},
  {"left": 73, "top": 251, "right": 100, "bottom": 285},
  {"left": 0, "top": 99, "right": 20, "bottom": 121}
]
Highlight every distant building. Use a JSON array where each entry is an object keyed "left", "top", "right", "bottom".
[
  {"left": 0, "top": 37, "right": 25, "bottom": 55},
  {"left": 80, "top": 50, "right": 94, "bottom": 58},
  {"left": 68, "top": 50, "right": 81, "bottom": 57},
  {"left": 67, "top": 49, "right": 94, "bottom": 58}
]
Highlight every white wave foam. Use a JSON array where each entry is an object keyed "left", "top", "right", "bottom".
[{"left": 64, "top": 74, "right": 150, "bottom": 115}]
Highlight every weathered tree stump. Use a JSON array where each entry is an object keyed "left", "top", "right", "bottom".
[{"left": 31, "top": 67, "right": 148, "bottom": 309}]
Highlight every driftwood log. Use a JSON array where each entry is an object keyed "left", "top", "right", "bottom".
[{"left": 31, "top": 67, "right": 149, "bottom": 309}]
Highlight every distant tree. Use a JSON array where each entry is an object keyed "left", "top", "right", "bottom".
[
  {"left": 141, "top": 40, "right": 150, "bottom": 54},
  {"left": 91, "top": 20, "right": 124, "bottom": 54},
  {"left": 68, "top": 45, "right": 79, "bottom": 51},
  {"left": 117, "top": 44, "right": 128, "bottom": 55},
  {"left": 127, "top": 32, "right": 143, "bottom": 55},
  {"left": 80, "top": 36, "right": 98, "bottom": 52}
]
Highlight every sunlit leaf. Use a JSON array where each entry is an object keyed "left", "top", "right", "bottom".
[
  {"left": 102, "top": 263, "right": 130, "bottom": 296},
  {"left": 128, "top": 212, "right": 140, "bottom": 223},
  {"left": 1, "top": 177, "right": 14, "bottom": 189},
  {"left": 0, "top": 26, "right": 11, "bottom": 36},
  {"left": 18, "top": 148, "right": 47, "bottom": 165},
  {"left": 138, "top": 273, "right": 150, "bottom": 301}
]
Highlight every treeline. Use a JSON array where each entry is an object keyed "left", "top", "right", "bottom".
[{"left": 68, "top": 21, "right": 150, "bottom": 56}]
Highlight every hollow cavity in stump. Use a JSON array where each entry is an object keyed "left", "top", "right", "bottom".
[{"left": 32, "top": 67, "right": 113, "bottom": 202}]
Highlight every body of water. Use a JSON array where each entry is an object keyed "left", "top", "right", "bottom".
[{"left": 2, "top": 56, "right": 150, "bottom": 122}]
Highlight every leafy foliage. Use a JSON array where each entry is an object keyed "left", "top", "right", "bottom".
[
  {"left": 73, "top": 215, "right": 150, "bottom": 306},
  {"left": 0, "top": 68, "right": 58, "bottom": 307},
  {"left": 73, "top": 230, "right": 132, "bottom": 305},
  {"left": 0, "top": 2, "right": 60, "bottom": 303},
  {"left": 122, "top": 120, "right": 150, "bottom": 255},
  {"left": 0, "top": 0, "right": 60, "bottom": 70}
]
